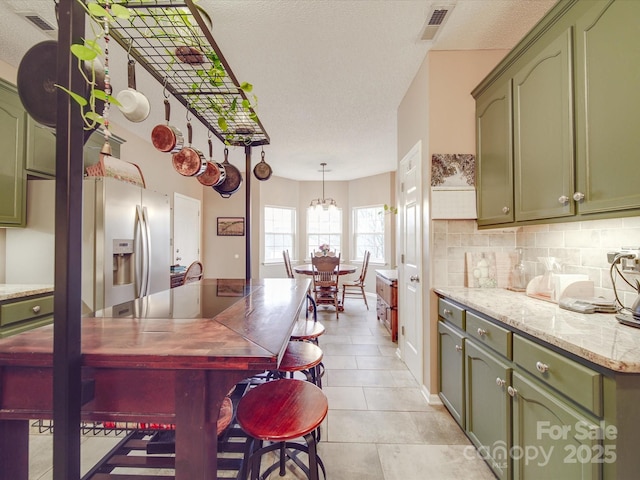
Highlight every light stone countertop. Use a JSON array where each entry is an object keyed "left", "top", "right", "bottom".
[
  {"left": 433, "top": 287, "right": 640, "bottom": 373},
  {"left": 0, "top": 285, "right": 54, "bottom": 302}
]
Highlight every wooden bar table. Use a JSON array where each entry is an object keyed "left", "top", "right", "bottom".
[{"left": 0, "top": 278, "right": 310, "bottom": 480}]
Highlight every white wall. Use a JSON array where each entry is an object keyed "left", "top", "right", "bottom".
[{"left": 398, "top": 49, "right": 510, "bottom": 396}]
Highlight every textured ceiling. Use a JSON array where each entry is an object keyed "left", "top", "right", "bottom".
[{"left": 0, "top": 0, "right": 556, "bottom": 181}]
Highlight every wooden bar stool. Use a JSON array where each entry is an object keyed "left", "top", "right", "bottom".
[
  {"left": 277, "top": 340, "right": 324, "bottom": 388},
  {"left": 290, "top": 294, "right": 325, "bottom": 345},
  {"left": 236, "top": 379, "right": 328, "bottom": 480}
]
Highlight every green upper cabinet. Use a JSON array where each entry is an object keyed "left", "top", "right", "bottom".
[
  {"left": 25, "top": 115, "right": 56, "bottom": 177},
  {"left": 574, "top": 0, "right": 640, "bottom": 215},
  {"left": 0, "top": 79, "right": 26, "bottom": 226},
  {"left": 473, "top": 0, "right": 640, "bottom": 227},
  {"left": 475, "top": 78, "right": 514, "bottom": 226},
  {"left": 513, "top": 27, "right": 575, "bottom": 222}
]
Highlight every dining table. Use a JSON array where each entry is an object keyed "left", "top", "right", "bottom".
[
  {"left": 0, "top": 277, "right": 310, "bottom": 480},
  {"left": 292, "top": 263, "right": 357, "bottom": 276},
  {"left": 293, "top": 263, "right": 357, "bottom": 311}
]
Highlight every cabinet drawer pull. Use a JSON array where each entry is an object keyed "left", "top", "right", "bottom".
[
  {"left": 502, "top": 206, "right": 510, "bottom": 214},
  {"left": 536, "top": 361, "right": 549, "bottom": 373},
  {"left": 32, "top": 305, "right": 41, "bottom": 314},
  {"left": 455, "top": 344, "right": 462, "bottom": 352},
  {"left": 443, "top": 308, "right": 452, "bottom": 316},
  {"left": 477, "top": 328, "right": 487, "bottom": 337},
  {"left": 507, "top": 386, "right": 517, "bottom": 397},
  {"left": 496, "top": 377, "right": 506, "bottom": 387}
]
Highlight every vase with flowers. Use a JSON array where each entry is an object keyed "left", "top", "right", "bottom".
[{"left": 318, "top": 243, "right": 330, "bottom": 256}]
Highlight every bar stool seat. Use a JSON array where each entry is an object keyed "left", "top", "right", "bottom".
[
  {"left": 237, "top": 379, "right": 328, "bottom": 480},
  {"left": 278, "top": 341, "right": 324, "bottom": 387},
  {"left": 291, "top": 293, "right": 324, "bottom": 344},
  {"left": 290, "top": 320, "right": 326, "bottom": 343}
]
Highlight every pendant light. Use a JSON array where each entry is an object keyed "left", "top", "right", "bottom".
[{"left": 309, "top": 162, "right": 337, "bottom": 211}]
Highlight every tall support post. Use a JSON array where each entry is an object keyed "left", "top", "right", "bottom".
[
  {"left": 245, "top": 145, "right": 252, "bottom": 280},
  {"left": 54, "top": 0, "right": 86, "bottom": 478}
]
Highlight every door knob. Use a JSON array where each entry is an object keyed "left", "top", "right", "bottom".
[
  {"left": 558, "top": 195, "right": 569, "bottom": 204},
  {"left": 573, "top": 192, "right": 585, "bottom": 202},
  {"left": 409, "top": 275, "right": 420, "bottom": 282},
  {"left": 507, "top": 386, "right": 518, "bottom": 397},
  {"left": 502, "top": 206, "right": 510, "bottom": 214}
]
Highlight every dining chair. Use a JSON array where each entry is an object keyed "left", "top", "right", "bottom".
[
  {"left": 310, "top": 254, "right": 341, "bottom": 318},
  {"left": 181, "top": 260, "right": 203, "bottom": 285},
  {"left": 282, "top": 249, "right": 294, "bottom": 279},
  {"left": 341, "top": 250, "right": 371, "bottom": 310}
]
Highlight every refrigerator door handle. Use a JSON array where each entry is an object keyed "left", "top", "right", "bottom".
[
  {"left": 135, "top": 205, "right": 149, "bottom": 298},
  {"left": 142, "top": 206, "right": 152, "bottom": 297}
]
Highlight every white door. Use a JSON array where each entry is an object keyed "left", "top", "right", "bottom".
[
  {"left": 399, "top": 142, "right": 423, "bottom": 383},
  {"left": 173, "top": 193, "right": 201, "bottom": 267}
]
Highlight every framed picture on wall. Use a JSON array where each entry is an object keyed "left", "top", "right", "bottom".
[{"left": 217, "top": 217, "right": 244, "bottom": 236}]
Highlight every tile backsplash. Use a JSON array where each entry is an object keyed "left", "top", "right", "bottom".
[{"left": 432, "top": 216, "right": 640, "bottom": 308}]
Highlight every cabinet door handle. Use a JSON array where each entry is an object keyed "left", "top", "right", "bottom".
[
  {"left": 477, "top": 328, "right": 487, "bottom": 337},
  {"left": 443, "top": 308, "right": 452, "bottom": 316},
  {"left": 507, "top": 386, "right": 517, "bottom": 397},
  {"left": 573, "top": 192, "right": 585, "bottom": 202},
  {"left": 496, "top": 377, "right": 506, "bottom": 387},
  {"left": 455, "top": 344, "right": 462, "bottom": 352},
  {"left": 536, "top": 361, "right": 549, "bottom": 373},
  {"left": 558, "top": 195, "right": 569, "bottom": 204},
  {"left": 32, "top": 305, "right": 41, "bottom": 314},
  {"left": 502, "top": 206, "right": 510, "bottom": 214},
  {"left": 409, "top": 275, "right": 420, "bottom": 282}
]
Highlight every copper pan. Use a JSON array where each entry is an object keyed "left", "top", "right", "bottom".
[
  {"left": 172, "top": 123, "right": 207, "bottom": 177},
  {"left": 197, "top": 138, "right": 226, "bottom": 186},
  {"left": 151, "top": 99, "right": 184, "bottom": 153}
]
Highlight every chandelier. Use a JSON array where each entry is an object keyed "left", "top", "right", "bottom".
[{"left": 309, "top": 163, "right": 337, "bottom": 211}]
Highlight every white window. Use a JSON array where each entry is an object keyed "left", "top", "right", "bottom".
[
  {"left": 307, "top": 207, "right": 342, "bottom": 258},
  {"left": 264, "top": 206, "right": 296, "bottom": 263},
  {"left": 353, "top": 205, "right": 384, "bottom": 262}
]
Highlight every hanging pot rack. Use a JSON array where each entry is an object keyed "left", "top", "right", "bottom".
[{"left": 106, "top": 0, "right": 269, "bottom": 147}]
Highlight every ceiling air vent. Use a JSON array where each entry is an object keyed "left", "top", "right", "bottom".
[
  {"left": 17, "top": 11, "right": 57, "bottom": 37},
  {"left": 420, "top": 5, "right": 455, "bottom": 41}
]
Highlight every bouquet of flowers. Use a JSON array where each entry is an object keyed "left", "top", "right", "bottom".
[{"left": 318, "top": 243, "right": 330, "bottom": 255}]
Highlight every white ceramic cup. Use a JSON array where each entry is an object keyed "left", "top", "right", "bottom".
[{"left": 116, "top": 88, "right": 150, "bottom": 123}]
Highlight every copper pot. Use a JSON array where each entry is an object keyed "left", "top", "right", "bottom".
[
  {"left": 197, "top": 139, "right": 226, "bottom": 187},
  {"left": 172, "top": 123, "right": 207, "bottom": 177},
  {"left": 151, "top": 100, "right": 184, "bottom": 153}
]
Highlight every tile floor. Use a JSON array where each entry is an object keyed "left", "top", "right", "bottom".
[{"left": 28, "top": 298, "right": 496, "bottom": 479}]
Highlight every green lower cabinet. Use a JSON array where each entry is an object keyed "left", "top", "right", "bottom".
[
  {"left": 466, "top": 340, "right": 512, "bottom": 480},
  {"left": 438, "top": 320, "right": 465, "bottom": 428},
  {"left": 511, "top": 371, "right": 602, "bottom": 480}
]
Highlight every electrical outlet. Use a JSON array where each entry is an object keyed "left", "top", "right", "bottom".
[{"left": 620, "top": 247, "right": 640, "bottom": 273}]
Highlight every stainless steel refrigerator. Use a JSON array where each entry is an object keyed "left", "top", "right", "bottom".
[
  {"left": 6, "top": 177, "right": 171, "bottom": 313},
  {"left": 82, "top": 177, "right": 171, "bottom": 313}
]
